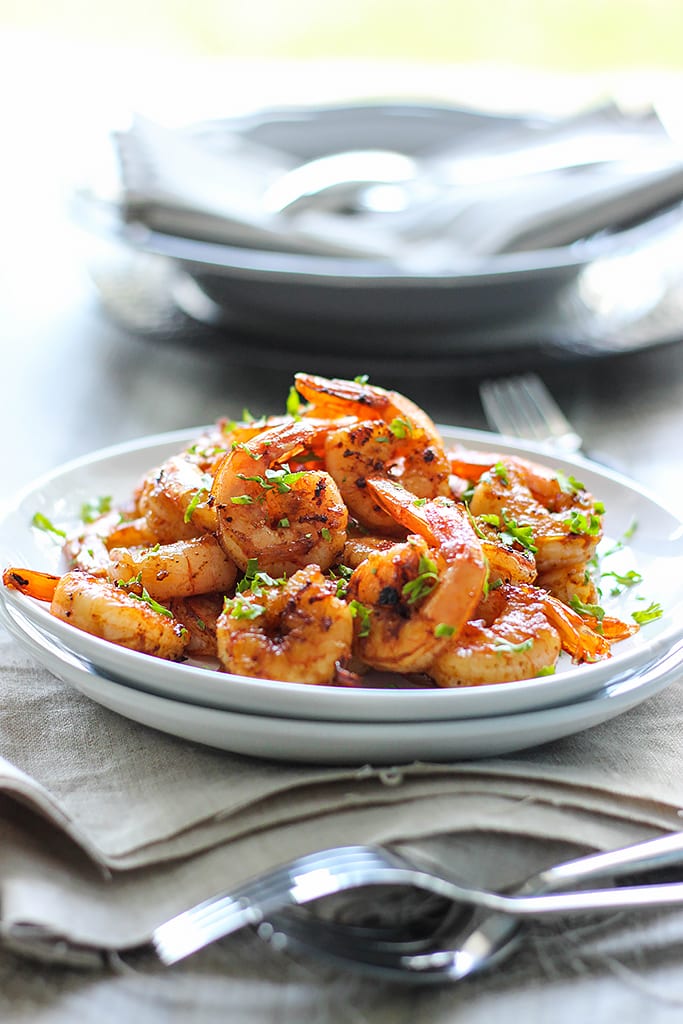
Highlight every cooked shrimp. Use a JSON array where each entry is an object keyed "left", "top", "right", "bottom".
[
  {"left": 429, "top": 583, "right": 562, "bottom": 687},
  {"left": 536, "top": 563, "right": 599, "bottom": 607},
  {"left": 476, "top": 519, "right": 538, "bottom": 587},
  {"left": 137, "top": 454, "right": 218, "bottom": 542},
  {"left": 324, "top": 419, "right": 453, "bottom": 535},
  {"left": 216, "top": 564, "right": 353, "bottom": 684},
  {"left": 169, "top": 593, "right": 223, "bottom": 657},
  {"left": 342, "top": 530, "right": 404, "bottom": 569},
  {"left": 520, "top": 584, "right": 613, "bottom": 662},
  {"left": 211, "top": 418, "right": 348, "bottom": 577},
  {"left": 106, "top": 534, "right": 238, "bottom": 602},
  {"left": 295, "top": 373, "right": 443, "bottom": 445},
  {"left": 451, "top": 451, "right": 603, "bottom": 575},
  {"left": 49, "top": 571, "right": 188, "bottom": 659},
  {"left": 345, "top": 479, "right": 487, "bottom": 673},
  {"left": 65, "top": 512, "right": 156, "bottom": 575},
  {"left": 5, "top": 564, "right": 195, "bottom": 660},
  {"left": 295, "top": 374, "right": 451, "bottom": 533}
]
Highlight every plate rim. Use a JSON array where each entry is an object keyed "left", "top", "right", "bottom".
[{"left": 3, "top": 597, "right": 679, "bottom": 765}]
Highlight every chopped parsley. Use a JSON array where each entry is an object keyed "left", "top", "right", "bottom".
[
  {"left": 389, "top": 417, "right": 413, "bottom": 439},
  {"left": 632, "top": 601, "right": 663, "bottom": 625},
  {"left": 349, "top": 599, "right": 372, "bottom": 637},
  {"left": 602, "top": 568, "right": 643, "bottom": 595},
  {"left": 286, "top": 386, "right": 302, "bottom": 419},
  {"left": 117, "top": 578, "right": 174, "bottom": 618},
  {"left": 570, "top": 594, "right": 605, "bottom": 622},
  {"left": 330, "top": 563, "right": 353, "bottom": 598},
  {"left": 402, "top": 553, "right": 439, "bottom": 605},
  {"left": 224, "top": 594, "right": 265, "bottom": 621},
  {"left": 31, "top": 512, "right": 66, "bottom": 538},
  {"left": 563, "top": 510, "right": 603, "bottom": 536},
  {"left": 624, "top": 518, "right": 638, "bottom": 540},
  {"left": 236, "top": 558, "right": 285, "bottom": 596},
  {"left": 493, "top": 637, "right": 533, "bottom": 655},
  {"left": 555, "top": 471, "right": 585, "bottom": 495},
  {"left": 479, "top": 510, "right": 538, "bottom": 553},
  {"left": 80, "top": 495, "right": 113, "bottom": 524},
  {"left": 235, "top": 465, "right": 306, "bottom": 495},
  {"left": 183, "top": 490, "right": 205, "bottom": 523},
  {"left": 492, "top": 462, "right": 509, "bottom": 485},
  {"left": 603, "top": 517, "right": 639, "bottom": 557},
  {"left": 230, "top": 441, "right": 261, "bottom": 460}
]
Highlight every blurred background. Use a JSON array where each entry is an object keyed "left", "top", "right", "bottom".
[
  {"left": 2, "top": 0, "right": 683, "bottom": 69},
  {"left": 2, "top": 0, "right": 683, "bottom": 500}
]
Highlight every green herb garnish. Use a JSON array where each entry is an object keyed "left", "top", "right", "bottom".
[
  {"left": 493, "top": 637, "right": 534, "bottom": 655},
  {"left": 286, "top": 386, "right": 301, "bottom": 419},
  {"left": 564, "top": 510, "right": 603, "bottom": 536},
  {"left": 349, "top": 599, "right": 372, "bottom": 637},
  {"left": 479, "top": 510, "right": 538, "bottom": 553},
  {"left": 80, "top": 495, "right": 113, "bottom": 524},
  {"left": 555, "top": 471, "right": 585, "bottom": 495},
  {"left": 492, "top": 462, "right": 509, "bottom": 485},
  {"left": 389, "top": 417, "right": 413, "bottom": 439},
  {"left": 31, "top": 512, "right": 66, "bottom": 538},
  {"left": 632, "top": 601, "right": 663, "bottom": 625},
  {"left": 402, "top": 553, "right": 439, "bottom": 605},
  {"left": 224, "top": 594, "right": 265, "bottom": 621},
  {"left": 570, "top": 594, "right": 605, "bottom": 621}
]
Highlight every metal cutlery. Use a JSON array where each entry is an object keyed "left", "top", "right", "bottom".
[
  {"left": 479, "top": 372, "right": 583, "bottom": 453},
  {"left": 153, "top": 829, "right": 683, "bottom": 971},
  {"left": 263, "top": 829, "right": 683, "bottom": 983}
]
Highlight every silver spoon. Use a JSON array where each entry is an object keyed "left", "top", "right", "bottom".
[
  {"left": 263, "top": 823, "right": 683, "bottom": 983},
  {"left": 262, "top": 134, "right": 662, "bottom": 218}
]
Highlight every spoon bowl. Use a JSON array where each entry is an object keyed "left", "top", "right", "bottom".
[{"left": 261, "top": 148, "right": 418, "bottom": 215}]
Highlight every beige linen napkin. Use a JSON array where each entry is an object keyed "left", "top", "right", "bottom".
[{"left": 1, "top": 624, "right": 682, "bottom": 963}]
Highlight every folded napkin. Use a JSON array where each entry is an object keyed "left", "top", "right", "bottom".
[
  {"left": 114, "top": 116, "right": 398, "bottom": 260},
  {"left": 109, "top": 105, "right": 683, "bottom": 271},
  {"left": 2, "top": 622, "right": 683, "bottom": 966}
]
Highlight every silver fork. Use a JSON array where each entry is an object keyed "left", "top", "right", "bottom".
[
  {"left": 153, "top": 801, "right": 683, "bottom": 969},
  {"left": 153, "top": 845, "right": 411, "bottom": 965},
  {"left": 479, "top": 373, "right": 583, "bottom": 454}
]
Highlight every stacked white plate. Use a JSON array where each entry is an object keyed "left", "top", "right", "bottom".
[
  {"left": 75, "top": 101, "right": 683, "bottom": 360},
  {"left": 2, "top": 426, "right": 683, "bottom": 764}
]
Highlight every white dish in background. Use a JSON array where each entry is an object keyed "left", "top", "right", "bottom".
[
  {"left": 2, "top": 598, "right": 680, "bottom": 765},
  {"left": 79, "top": 102, "right": 657, "bottom": 338},
  {"left": 1, "top": 425, "right": 682, "bottom": 723}
]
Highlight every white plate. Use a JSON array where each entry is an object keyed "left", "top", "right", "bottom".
[
  {"left": 2, "top": 598, "right": 680, "bottom": 765},
  {"left": 78, "top": 103, "right": 589, "bottom": 337},
  {"left": 2, "top": 426, "right": 682, "bottom": 723}
]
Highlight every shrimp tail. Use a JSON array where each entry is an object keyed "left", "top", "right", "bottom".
[
  {"left": 366, "top": 478, "right": 482, "bottom": 563},
  {"left": 528, "top": 585, "right": 612, "bottom": 661},
  {"left": 2, "top": 567, "right": 60, "bottom": 602}
]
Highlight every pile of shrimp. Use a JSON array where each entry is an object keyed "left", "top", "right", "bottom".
[{"left": 3, "top": 373, "right": 639, "bottom": 689}]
